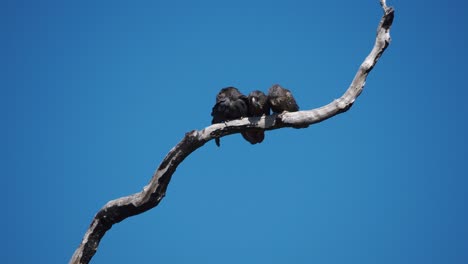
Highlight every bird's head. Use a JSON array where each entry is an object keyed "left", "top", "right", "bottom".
[
  {"left": 216, "top": 92, "right": 226, "bottom": 101},
  {"left": 250, "top": 96, "right": 259, "bottom": 107},
  {"left": 248, "top": 90, "right": 267, "bottom": 111}
]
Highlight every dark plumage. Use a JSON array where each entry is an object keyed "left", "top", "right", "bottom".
[
  {"left": 247, "top": 90, "right": 270, "bottom": 116},
  {"left": 267, "top": 84, "right": 299, "bottom": 113},
  {"left": 211, "top": 87, "right": 248, "bottom": 146},
  {"left": 241, "top": 90, "right": 270, "bottom": 145}
]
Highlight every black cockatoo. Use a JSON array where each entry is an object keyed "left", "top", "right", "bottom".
[
  {"left": 267, "top": 84, "right": 299, "bottom": 113},
  {"left": 211, "top": 87, "right": 249, "bottom": 146},
  {"left": 241, "top": 90, "right": 270, "bottom": 144}
]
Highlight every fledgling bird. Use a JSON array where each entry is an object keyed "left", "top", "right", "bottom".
[
  {"left": 247, "top": 90, "right": 270, "bottom": 116},
  {"left": 267, "top": 84, "right": 299, "bottom": 113},
  {"left": 241, "top": 90, "right": 270, "bottom": 145},
  {"left": 211, "top": 87, "right": 249, "bottom": 147}
]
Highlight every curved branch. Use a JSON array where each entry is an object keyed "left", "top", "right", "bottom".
[{"left": 70, "top": 2, "right": 394, "bottom": 263}]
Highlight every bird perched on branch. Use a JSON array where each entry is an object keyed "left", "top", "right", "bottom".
[
  {"left": 247, "top": 90, "right": 270, "bottom": 116},
  {"left": 241, "top": 90, "right": 270, "bottom": 144},
  {"left": 267, "top": 84, "right": 299, "bottom": 113},
  {"left": 211, "top": 87, "right": 249, "bottom": 146}
]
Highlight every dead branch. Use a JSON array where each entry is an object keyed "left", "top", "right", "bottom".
[{"left": 70, "top": 1, "right": 394, "bottom": 263}]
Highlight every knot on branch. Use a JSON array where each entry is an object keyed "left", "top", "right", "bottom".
[
  {"left": 335, "top": 98, "right": 354, "bottom": 113},
  {"left": 382, "top": 7, "right": 395, "bottom": 29},
  {"left": 183, "top": 130, "right": 202, "bottom": 145}
]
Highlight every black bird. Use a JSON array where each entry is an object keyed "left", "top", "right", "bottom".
[
  {"left": 267, "top": 84, "right": 299, "bottom": 113},
  {"left": 211, "top": 87, "right": 249, "bottom": 146},
  {"left": 242, "top": 90, "right": 270, "bottom": 144},
  {"left": 247, "top": 90, "right": 270, "bottom": 116}
]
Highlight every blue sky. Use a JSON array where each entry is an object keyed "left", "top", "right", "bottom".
[{"left": 2, "top": 0, "right": 468, "bottom": 263}]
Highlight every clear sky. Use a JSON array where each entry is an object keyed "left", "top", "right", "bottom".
[{"left": 2, "top": 0, "right": 468, "bottom": 263}]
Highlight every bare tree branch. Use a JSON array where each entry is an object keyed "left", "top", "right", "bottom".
[{"left": 70, "top": 2, "right": 394, "bottom": 263}]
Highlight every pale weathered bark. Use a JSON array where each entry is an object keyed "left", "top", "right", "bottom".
[{"left": 70, "top": 1, "right": 394, "bottom": 263}]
